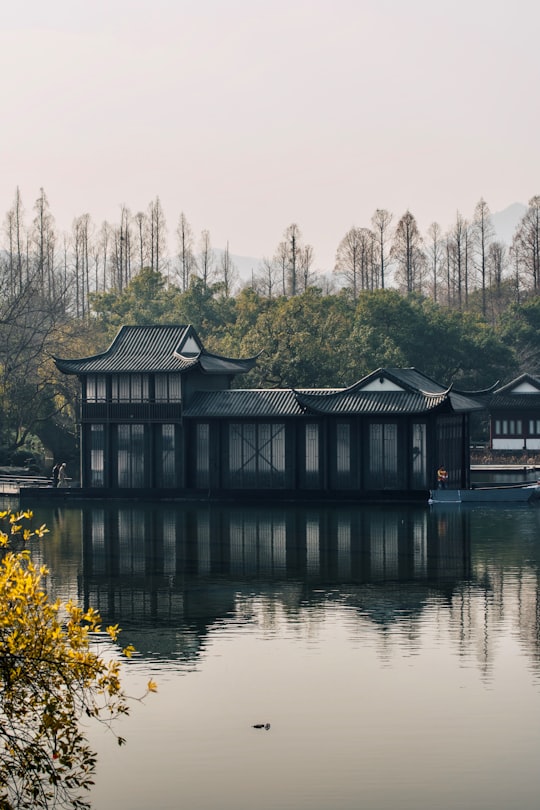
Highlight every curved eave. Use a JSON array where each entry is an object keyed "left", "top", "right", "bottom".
[
  {"left": 53, "top": 354, "right": 109, "bottom": 375},
  {"left": 197, "top": 351, "right": 260, "bottom": 375},
  {"left": 53, "top": 348, "right": 259, "bottom": 376},
  {"left": 453, "top": 381, "right": 500, "bottom": 396},
  {"left": 53, "top": 324, "right": 195, "bottom": 374},
  {"left": 53, "top": 354, "right": 201, "bottom": 375},
  {"left": 294, "top": 390, "right": 452, "bottom": 416}
]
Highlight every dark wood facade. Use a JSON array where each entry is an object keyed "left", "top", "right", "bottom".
[
  {"left": 54, "top": 325, "right": 483, "bottom": 499},
  {"left": 487, "top": 374, "right": 540, "bottom": 453}
]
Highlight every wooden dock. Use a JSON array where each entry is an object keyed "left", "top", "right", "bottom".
[{"left": 0, "top": 464, "right": 537, "bottom": 504}]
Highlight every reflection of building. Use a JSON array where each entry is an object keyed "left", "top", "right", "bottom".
[
  {"left": 82, "top": 504, "right": 471, "bottom": 582},
  {"left": 55, "top": 324, "right": 485, "bottom": 497},
  {"left": 79, "top": 503, "right": 472, "bottom": 660}
]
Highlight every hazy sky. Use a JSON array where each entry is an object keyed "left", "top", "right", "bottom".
[{"left": 2, "top": 0, "right": 538, "bottom": 271}]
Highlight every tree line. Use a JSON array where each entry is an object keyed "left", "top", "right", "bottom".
[
  {"left": 2, "top": 187, "right": 540, "bottom": 466},
  {"left": 3, "top": 187, "right": 540, "bottom": 314}
]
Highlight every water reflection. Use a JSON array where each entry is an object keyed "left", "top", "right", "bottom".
[
  {"left": 70, "top": 503, "right": 471, "bottom": 663},
  {"left": 29, "top": 501, "right": 540, "bottom": 810}
]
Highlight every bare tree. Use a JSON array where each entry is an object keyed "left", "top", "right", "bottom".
[
  {"left": 472, "top": 197, "right": 494, "bottom": 316},
  {"left": 513, "top": 195, "right": 540, "bottom": 292},
  {"left": 334, "top": 226, "right": 376, "bottom": 298},
  {"left": 508, "top": 240, "right": 522, "bottom": 304},
  {"left": 32, "top": 188, "right": 56, "bottom": 299},
  {"left": 371, "top": 208, "right": 393, "bottom": 289},
  {"left": 110, "top": 205, "right": 132, "bottom": 291},
  {"left": 3, "top": 188, "right": 26, "bottom": 294},
  {"left": 217, "top": 241, "right": 238, "bottom": 297},
  {"left": 61, "top": 234, "right": 70, "bottom": 300},
  {"left": 488, "top": 240, "right": 508, "bottom": 318},
  {"left": 391, "top": 210, "right": 425, "bottom": 294},
  {"left": 97, "top": 221, "right": 112, "bottom": 292},
  {"left": 148, "top": 196, "right": 167, "bottom": 276},
  {"left": 176, "top": 212, "right": 197, "bottom": 291},
  {"left": 285, "top": 223, "right": 300, "bottom": 296},
  {"left": 0, "top": 275, "right": 71, "bottom": 451},
  {"left": 446, "top": 212, "right": 470, "bottom": 309},
  {"left": 274, "top": 241, "right": 288, "bottom": 296},
  {"left": 134, "top": 211, "right": 148, "bottom": 272},
  {"left": 71, "top": 214, "right": 92, "bottom": 318},
  {"left": 298, "top": 243, "right": 315, "bottom": 292},
  {"left": 280, "top": 223, "right": 304, "bottom": 296},
  {"left": 198, "top": 229, "right": 214, "bottom": 286},
  {"left": 3, "top": 208, "right": 17, "bottom": 294},
  {"left": 254, "top": 256, "right": 279, "bottom": 298},
  {"left": 426, "top": 222, "right": 443, "bottom": 302},
  {"left": 487, "top": 241, "right": 507, "bottom": 290}
]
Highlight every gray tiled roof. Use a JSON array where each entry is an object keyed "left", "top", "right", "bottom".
[
  {"left": 381, "top": 367, "right": 447, "bottom": 392},
  {"left": 295, "top": 368, "right": 486, "bottom": 415},
  {"left": 489, "top": 394, "right": 540, "bottom": 410},
  {"left": 54, "top": 324, "right": 258, "bottom": 375},
  {"left": 184, "top": 366, "right": 485, "bottom": 419},
  {"left": 184, "top": 389, "right": 311, "bottom": 418},
  {"left": 486, "top": 374, "right": 540, "bottom": 409},
  {"left": 295, "top": 389, "right": 450, "bottom": 415}
]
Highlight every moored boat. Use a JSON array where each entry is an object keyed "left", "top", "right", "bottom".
[{"left": 429, "top": 483, "right": 540, "bottom": 504}]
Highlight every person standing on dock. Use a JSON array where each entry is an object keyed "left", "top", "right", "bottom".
[
  {"left": 52, "top": 463, "right": 60, "bottom": 487},
  {"left": 58, "top": 463, "right": 67, "bottom": 487}
]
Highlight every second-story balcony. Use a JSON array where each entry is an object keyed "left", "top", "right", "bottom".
[{"left": 80, "top": 401, "right": 182, "bottom": 422}]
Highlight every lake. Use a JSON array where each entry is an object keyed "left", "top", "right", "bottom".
[{"left": 20, "top": 500, "right": 540, "bottom": 810}]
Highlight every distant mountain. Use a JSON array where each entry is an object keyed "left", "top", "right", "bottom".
[
  {"left": 213, "top": 248, "right": 261, "bottom": 285},
  {"left": 491, "top": 202, "right": 527, "bottom": 244},
  {"left": 230, "top": 252, "right": 261, "bottom": 283}
]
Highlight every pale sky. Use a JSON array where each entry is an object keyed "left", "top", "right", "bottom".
[{"left": 1, "top": 0, "right": 538, "bottom": 272}]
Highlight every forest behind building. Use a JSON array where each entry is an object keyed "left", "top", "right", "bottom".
[{"left": 2, "top": 187, "right": 540, "bottom": 468}]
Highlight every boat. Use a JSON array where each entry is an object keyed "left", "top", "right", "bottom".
[{"left": 429, "top": 482, "right": 540, "bottom": 504}]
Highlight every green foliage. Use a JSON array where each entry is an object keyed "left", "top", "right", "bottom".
[
  {"left": 207, "top": 286, "right": 514, "bottom": 390},
  {"left": 349, "top": 290, "right": 515, "bottom": 388},
  {"left": 498, "top": 297, "right": 540, "bottom": 374},
  {"left": 90, "top": 271, "right": 239, "bottom": 342},
  {"left": 0, "top": 510, "right": 156, "bottom": 809},
  {"left": 210, "top": 288, "right": 356, "bottom": 387},
  {"left": 173, "top": 276, "right": 237, "bottom": 335},
  {"left": 90, "top": 267, "right": 183, "bottom": 334}
]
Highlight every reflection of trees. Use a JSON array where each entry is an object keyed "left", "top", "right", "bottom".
[
  {"left": 35, "top": 501, "right": 539, "bottom": 676},
  {"left": 439, "top": 506, "right": 540, "bottom": 679},
  {"left": 446, "top": 567, "right": 540, "bottom": 679}
]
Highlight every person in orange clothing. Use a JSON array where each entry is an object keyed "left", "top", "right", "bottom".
[{"left": 437, "top": 465, "right": 449, "bottom": 489}]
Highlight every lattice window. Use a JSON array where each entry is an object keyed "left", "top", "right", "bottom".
[{"left": 228, "top": 423, "right": 286, "bottom": 487}]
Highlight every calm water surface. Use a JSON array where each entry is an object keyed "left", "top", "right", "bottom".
[{"left": 24, "top": 501, "right": 540, "bottom": 810}]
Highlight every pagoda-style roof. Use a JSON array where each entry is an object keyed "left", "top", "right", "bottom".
[
  {"left": 183, "top": 367, "right": 486, "bottom": 419},
  {"left": 294, "top": 368, "right": 485, "bottom": 416},
  {"left": 54, "top": 324, "right": 259, "bottom": 376},
  {"left": 487, "top": 373, "right": 540, "bottom": 410}
]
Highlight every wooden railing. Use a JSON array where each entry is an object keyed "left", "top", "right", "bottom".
[{"left": 81, "top": 402, "right": 182, "bottom": 421}]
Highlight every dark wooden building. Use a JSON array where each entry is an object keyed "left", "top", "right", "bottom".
[
  {"left": 54, "top": 324, "right": 484, "bottom": 499},
  {"left": 487, "top": 374, "right": 540, "bottom": 452}
]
